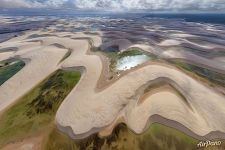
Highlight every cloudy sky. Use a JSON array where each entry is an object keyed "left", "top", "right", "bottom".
[{"left": 0, "top": 0, "right": 225, "bottom": 12}]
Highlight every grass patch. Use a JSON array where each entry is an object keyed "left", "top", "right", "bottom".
[
  {"left": 118, "top": 49, "right": 144, "bottom": 59},
  {"left": 139, "top": 123, "right": 197, "bottom": 150},
  {"left": 0, "top": 60, "right": 25, "bottom": 85},
  {"left": 0, "top": 69, "right": 81, "bottom": 148},
  {"left": 45, "top": 123, "right": 199, "bottom": 150}
]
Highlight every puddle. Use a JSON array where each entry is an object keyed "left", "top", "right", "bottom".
[{"left": 116, "top": 55, "right": 150, "bottom": 71}]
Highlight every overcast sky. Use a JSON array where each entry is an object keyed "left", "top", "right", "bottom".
[{"left": 0, "top": 0, "right": 225, "bottom": 12}]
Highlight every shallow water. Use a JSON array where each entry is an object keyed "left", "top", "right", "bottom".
[{"left": 116, "top": 55, "right": 150, "bottom": 71}]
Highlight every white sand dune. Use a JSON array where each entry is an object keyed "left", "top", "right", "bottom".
[
  {"left": 0, "top": 34, "right": 68, "bottom": 112},
  {"left": 132, "top": 44, "right": 225, "bottom": 74},
  {"left": 0, "top": 51, "right": 14, "bottom": 61},
  {"left": 56, "top": 52, "right": 225, "bottom": 139},
  {"left": 0, "top": 30, "right": 224, "bottom": 142}
]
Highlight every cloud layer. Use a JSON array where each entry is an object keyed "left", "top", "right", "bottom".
[{"left": 0, "top": 0, "right": 225, "bottom": 11}]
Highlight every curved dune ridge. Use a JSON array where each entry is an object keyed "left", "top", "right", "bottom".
[{"left": 0, "top": 27, "right": 225, "bottom": 142}]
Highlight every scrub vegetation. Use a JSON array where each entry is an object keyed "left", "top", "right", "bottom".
[
  {"left": 0, "top": 69, "right": 81, "bottom": 148},
  {"left": 45, "top": 123, "right": 199, "bottom": 150}
]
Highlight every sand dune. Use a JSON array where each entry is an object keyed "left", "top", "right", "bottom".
[{"left": 0, "top": 30, "right": 224, "bottom": 142}]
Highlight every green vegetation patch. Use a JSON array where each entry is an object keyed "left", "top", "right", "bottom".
[
  {"left": 45, "top": 123, "right": 199, "bottom": 150},
  {"left": 0, "top": 60, "right": 25, "bottom": 86},
  {"left": 118, "top": 49, "right": 144, "bottom": 59},
  {"left": 0, "top": 69, "right": 81, "bottom": 147}
]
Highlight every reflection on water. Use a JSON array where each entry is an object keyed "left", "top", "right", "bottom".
[{"left": 116, "top": 55, "right": 150, "bottom": 71}]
